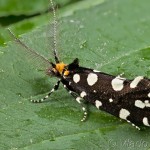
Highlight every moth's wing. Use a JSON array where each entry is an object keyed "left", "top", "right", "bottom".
[
  {"left": 66, "top": 68, "right": 150, "bottom": 127},
  {"left": 119, "top": 78, "right": 150, "bottom": 125},
  {"left": 8, "top": 29, "right": 51, "bottom": 71},
  {"left": 123, "top": 78, "right": 150, "bottom": 100}
]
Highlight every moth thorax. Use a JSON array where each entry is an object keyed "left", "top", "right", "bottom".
[{"left": 54, "top": 62, "right": 69, "bottom": 76}]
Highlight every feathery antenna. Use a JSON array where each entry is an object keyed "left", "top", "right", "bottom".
[
  {"left": 8, "top": 28, "right": 51, "bottom": 69},
  {"left": 50, "top": 0, "right": 60, "bottom": 63}
]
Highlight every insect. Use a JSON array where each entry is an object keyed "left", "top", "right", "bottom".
[{"left": 9, "top": 0, "right": 150, "bottom": 130}]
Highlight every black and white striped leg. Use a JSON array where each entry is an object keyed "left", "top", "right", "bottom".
[
  {"left": 75, "top": 96, "right": 88, "bottom": 122},
  {"left": 63, "top": 84, "right": 88, "bottom": 122},
  {"left": 31, "top": 80, "right": 61, "bottom": 103}
]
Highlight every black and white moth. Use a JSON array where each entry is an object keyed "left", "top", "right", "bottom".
[{"left": 9, "top": 0, "right": 150, "bottom": 130}]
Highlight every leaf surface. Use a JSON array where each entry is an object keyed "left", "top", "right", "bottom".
[{"left": 0, "top": 0, "right": 150, "bottom": 150}]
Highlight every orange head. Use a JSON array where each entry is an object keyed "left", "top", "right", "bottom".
[
  {"left": 52, "top": 62, "right": 69, "bottom": 76},
  {"left": 47, "top": 58, "right": 79, "bottom": 77}
]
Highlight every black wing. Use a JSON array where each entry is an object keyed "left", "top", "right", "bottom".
[{"left": 64, "top": 67, "right": 150, "bottom": 127}]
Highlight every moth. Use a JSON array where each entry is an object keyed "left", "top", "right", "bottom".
[{"left": 9, "top": 0, "right": 150, "bottom": 130}]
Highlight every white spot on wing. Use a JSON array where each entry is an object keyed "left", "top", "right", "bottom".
[
  {"left": 135, "top": 100, "right": 145, "bottom": 109},
  {"left": 119, "top": 108, "right": 130, "bottom": 120},
  {"left": 130, "top": 76, "right": 144, "bottom": 88},
  {"left": 143, "top": 117, "right": 150, "bottom": 126},
  {"left": 148, "top": 93, "right": 150, "bottom": 98},
  {"left": 146, "top": 103, "right": 150, "bottom": 107},
  {"left": 95, "top": 100, "right": 102, "bottom": 108},
  {"left": 145, "top": 100, "right": 149, "bottom": 104},
  {"left": 87, "top": 73, "right": 98, "bottom": 86},
  {"left": 145, "top": 100, "right": 150, "bottom": 107},
  {"left": 73, "top": 74, "right": 80, "bottom": 83},
  {"left": 93, "top": 70, "right": 100, "bottom": 72},
  {"left": 80, "top": 91, "right": 87, "bottom": 98},
  {"left": 111, "top": 76, "right": 126, "bottom": 91},
  {"left": 109, "top": 98, "right": 113, "bottom": 103},
  {"left": 135, "top": 100, "right": 150, "bottom": 109}
]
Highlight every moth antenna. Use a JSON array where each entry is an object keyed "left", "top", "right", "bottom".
[
  {"left": 50, "top": 0, "right": 60, "bottom": 63},
  {"left": 8, "top": 28, "right": 51, "bottom": 68}
]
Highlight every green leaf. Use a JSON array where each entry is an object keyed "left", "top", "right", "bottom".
[{"left": 0, "top": 0, "right": 150, "bottom": 150}]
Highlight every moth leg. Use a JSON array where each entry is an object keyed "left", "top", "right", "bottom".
[
  {"left": 75, "top": 96, "right": 88, "bottom": 122},
  {"left": 31, "top": 80, "right": 61, "bottom": 103},
  {"left": 63, "top": 84, "right": 88, "bottom": 122}
]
